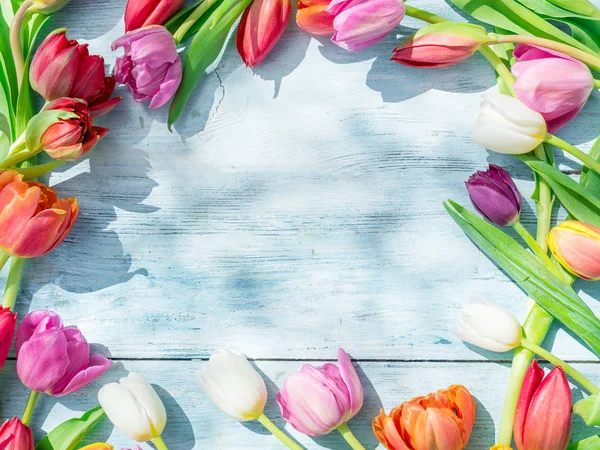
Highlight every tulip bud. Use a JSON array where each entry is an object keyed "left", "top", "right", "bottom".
[
  {"left": 199, "top": 348, "right": 267, "bottom": 422},
  {"left": 296, "top": 0, "right": 334, "bottom": 35},
  {"left": 393, "top": 22, "right": 493, "bottom": 68},
  {"left": 548, "top": 221, "right": 600, "bottom": 281},
  {"left": 512, "top": 44, "right": 594, "bottom": 133},
  {"left": 125, "top": 0, "right": 186, "bottom": 32},
  {"left": 98, "top": 373, "right": 167, "bottom": 442},
  {"left": 454, "top": 298, "right": 522, "bottom": 353},
  {"left": 29, "top": 0, "right": 70, "bottom": 14},
  {"left": 472, "top": 93, "right": 547, "bottom": 155},
  {"left": 236, "top": 0, "right": 291, "bottom": 67},
  {"left": 276, "top": 348, "right": 363, "bottom": 436},
  {"left": 0, "top": 418, "right": 34, "bottom": 450},
  {"left": 0, "top": 306, "right": 17, "bottom": 372},
  {"left": 326, "top": 0, "right": 405, "bottom": 51},
  {"left": 514, "top": 361, "right": 572, "bottom": 450},
  {"left": 466, "top": 164, "right": 522, "bottom": 226}
]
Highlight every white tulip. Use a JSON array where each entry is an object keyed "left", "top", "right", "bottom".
[
  {"left": 98, "top": 372, "right": 167, "bottom": 442},
  {"left": 472, "top": 93, "right": 547, "bottom": 154},
  {"left": 199, "top": 348, "right": 267, "bottom": 422},
  {"left": 454, "top": 298, "right": 523, "bottom": 352}
]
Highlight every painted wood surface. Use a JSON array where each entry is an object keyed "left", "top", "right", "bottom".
[{"left": 1, "top": 0, "right": 600, "bottom": 448}]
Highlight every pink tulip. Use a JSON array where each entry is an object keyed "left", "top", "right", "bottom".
[
  {"left": 125, "top": 0, "right": 186, "bottom": 32},
  {"left": 276, "top": 348, "right": 363, "bottom": 436},
  {"left": 0, "top": 307, "right": 16, "bottom": 372},
  {"left": 514, "top": 360, "right": 572, "bottom": 450},
  {"left": 512, "top": 44, "right": 594, "bottom": 133},
  {"left": 548, "top": 221, "right": 600, "bottom": 281},
  {"left": 326, "top": 0, "right": 405, "bottom": 51},
  {"left": 30, "top": 30, "right": 120, "bottom": 118},
  {"left": 112, "top": 26, "right": 182, "bottom": 109},
  {"left": 16, "top": 310, "right": 111, "bottom": 397},
  {"left": 0, "top": 418, "right": 34, "bottom": 450}
]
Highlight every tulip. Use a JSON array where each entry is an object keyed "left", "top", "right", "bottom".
[
  {"left": 16, "top": 310, "right": 111, "bottom": 396},
  {"left": 39, "top": 98, "right": 108, "bottom": 161},
  {"left": 199, "top": 348, "right": 267, "bottom": 422},
  {"left": 472, "top": 93, "right": 547, "bottom": 155},
  {"left": 392, "top": 23, "right": 493, "bottom": 68},
  {"left": 30, "top": 30, "right": 120, "bottom": 117},
  {"left": 548, "top": 220, "right": 600, "bottom": 281},
  {"left": 98, "top": 372, "right": 167, "bottom": 443},
  {"left": 0, "top": 418, "right": 34, "bottom": 450},
  {"left": 512, "top": 44, "right": 594, "bottom": 133},
  {"left": 125, "top": 0, "right": 186, "bottom": 32},
  {"left": 29, "top": 0, "right": 70, "bottom": 14},
  {"left": 372, "top": 384, "right": 476, "bottom": 450},
  {"left": 514, "top": 360, "right": 572, "bottom": 450},
  {"left": 465, "top": 164, "right": 522, "bottom": 226},
  {"left": 112, "top": 26, "right": 182, "bottom": 110},
  {"left": 296, "top": 0, "right": 334, "bottom": 35},
  {"left": 326, "top": 0, "right": 405, "bottom": 51},
  {"left": 454, "top": 299, "right": 522, "bottom": 353},
  {"left": 0, "top": 171, "right": 79, "bottom": 258},
  {"left": 276, "top": 348, "right": 363, "bottom": 436},
  {"left": 0, "top": 307, "right": 16, "bottom": 372},
  {"left": 236, "top": 0, "right": 292, "bottom": 67},
  {"left": 79, "top": 445, "right": 114, "bottom": 450}
]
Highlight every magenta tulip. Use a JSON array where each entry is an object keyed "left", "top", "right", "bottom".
[
  {"left": 512, "top": 44, "right": 594, "bottom": 133},
  {"left": 326, "top": 0, "right": 405, "bottom": 51},
  {"left": 112, "top": 26, "right": 182, "bottom": 109},
  {"left": 0, "top": 307, "right": 16, "bottom": 372},
  {"left": 16, "top": 310, "right": 111, "bottom": 397},
  {"left": 276, "top": 348, "right": 363, "bottom": 436},
  {"left": 0, "top": 418, "right": 34, "bottom": 450}
]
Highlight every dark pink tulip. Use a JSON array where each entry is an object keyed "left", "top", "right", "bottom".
[
  {"left": 112, "top": 26, "right": 182, "bottom": 109},
  {"left": 512, "top": 44, "right": 594, "bottom": 133},
  {"left": 16, "top": 310, "right": 111, "bottom": 397},
  {"left": 125, "top": 0, "right": 186, "bottom": 32},
  {"left": 466, "top": 164, "right": 522, "bottom": 227},
  {"left": 0, "top": 307, "right": 16, "bottom": 372},
  {"left": 514, "top": 360, "right": 572, "bottom": 450},
  {"left": 0, "top": 418, "right": 34, "bottom": 450}
]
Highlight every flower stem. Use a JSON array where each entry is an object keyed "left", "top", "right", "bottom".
[
  {"left": 495, "top": 34, "right": 600, "bottom": 71},
  {"left": 21, "top": 390, "right": 39, "bottom": 426},
  {"left": 337, "top": 423, "right": 366, "bottom": 450},
  {"left": 521, "top": 338, "right": 600, "bottom": 394},
  {"left": 151, "top": 436, "right": 169, "bottom": 450},
  {"left": 512, "top": 221, "right": 566, "bottom": 281},
  {"left": 1, "top": 257, "right": 25, "bottom": 311},
  {"left": 172, "top": 0, "right": 219, "bottom": 44},
  {"left": 9, "top": 0, "right": 33, "bottom": 88},
  {"left": 257, "top": 414, "right": 304, "bottom": 450},
  {"left": 0, "top": 252, "right": 10, "bottom": 272},
  {"left": 545, "top": 133, "right": 600, "bottom": 176},
  {"left": 595, "top": 79, "right": 600, "bottom": 89}
]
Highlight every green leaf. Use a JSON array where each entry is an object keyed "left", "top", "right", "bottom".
[
  {"left": 515, "top": 0, "right": 597, "bottom": 19},
  {"left": 168, "top": 0, "right": 252, "bottom": 128},
  {"left": 574, "top": 393, "right": 600, "bottom": 427},
  {"left": 449, "top": 0, "right": 597, "bottom": 53},
  {"left": 14, "top": 160, "right": 62, "bottom": 178},
  {"left": 568, "top": 435, "right": 600, "bottom": 450},
  {"left": 444, "top": 200, "right": 600, "bottom": 356},
  {"left": 546, "top": 0, "right": 600, "bottom": 17},
  {"left": 35, "top": 406, "right": 105, "bottom": 450},
  {"left": 24, "top": 109, "right": 77, "bottom": 152}
]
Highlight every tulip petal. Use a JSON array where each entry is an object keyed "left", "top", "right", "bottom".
[
  {"left": 514, "top": 360, "right": 545, "bottom": 450},
  {"left": 10, "top": 208, "right": 68, "bottom": 258},
  {"left": 414, "top": 408, "right": 465, "bottom": 450},
  {"left": 372, "top": 409, "right": 412, "bottom": 450},
  {"left": 17, "top": 329, "right": 69, "bottom": 392},
  {"left": 297, "top": 5, "right": 335, "bottom": 35},
  {"left": 0, "top": 186, "right": 42, "bottom": 255},
  {"left": 70, "top": 55, "right": 107, "bottom": 100},
  {"left": 119, "top": 372, "right": 167, "bottom": 436},
  {"left": 337, "top": 348, "right": 363, "bottom": 417},
  {"left": 16, "top": 310, "right": 64, "bottom": 354},
  {"left": 52, "top": 353, "right": 112, "bottom": 397},
  {"left": 89, "top": 97, "right": 122, "bottom": 118}
]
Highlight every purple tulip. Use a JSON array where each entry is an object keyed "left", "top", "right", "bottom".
[
  {"left": 326, "top": 0, "right": 405, "bottom": 51},
  {"left": 512, "top": 44, "right": 594, "bottom": 133},
  {"left": 276, "top": 348, "right": 363, "bottom": 436},
  {"left": 465, "top": 164, "right": 522, "bottom": 227},
  {"left": 16, "top": 310, "right": 111, "bottom": 397},
  {"left": 112, "top": 26, "right": 182, "bottom": 109}
]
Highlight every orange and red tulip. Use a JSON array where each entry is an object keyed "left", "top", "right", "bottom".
[
  {"left": 0, "top": 171, "right": 79, "bottom": 258},
  {"left": 296, "top": 0, "right": 334, "bottom": 35},
  {"left": 372, "top": 384, "right": 475, "bottom": 450}
]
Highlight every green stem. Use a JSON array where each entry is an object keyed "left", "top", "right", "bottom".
[
  {"left": 9, "top": 0, "right": 33, "bottom": 89},
  {"left": 172, "top": 0, "right": 219, "bottom": 44},
  {"left": 21, "top": 390, "right": 39, "bottom": 426},
  {"left": 151, "top": 436, "right": 169, "bottom": 450},
  {"left": 0, "top": 252, "right": 10, "bottom": 272},
  {"left": 257, "top": 414, "right": 304, "bottom": 450},
  {"left": 545, "top": 133, "right": 600, "bottom": 176},
  {"left": 521, "top": 338, "right": 600, "bottom": 394},
  {"left": 1, "top": 257, "right": 25, "bottom": 311},
  {"left": 495, "top": 34, "right": 600, "bottom": 71},
  {"left": 512, "top": 221, "right": 566, "bottom": 281},
  {"left": 337, "top": 423, "right": 366, "bottom": 450},
  {"left": 595, "top": 79, "right": 600, "bottom": 89}
]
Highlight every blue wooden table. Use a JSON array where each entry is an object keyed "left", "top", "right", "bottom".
[{"left": 2, "top": 0, "right": 600, "bottom": 448}]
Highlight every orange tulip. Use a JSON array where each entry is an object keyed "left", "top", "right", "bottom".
[
  {"left": 0, "top": 171, "right": 79, "bottom": 258},
  {"left": 372, "top": 385, "right": 476, "bottom": 450},
  {"left": 296, "top": 0, "right": 334, "bottom": 35}
]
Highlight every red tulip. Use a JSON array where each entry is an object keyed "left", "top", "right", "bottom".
[
  {"left": 0, "top": 171, "right": 79, "bottom": 258},
  {"left": 0, "top": 418, "right": 34, "bottom": 450},
  {"left": 30, "top": 30, "right": 120, "bottom": 117},
  {"left": 40, "top": 98, "right": 108, "bottom": 161},
  {"left": 236, "top": 0, "right": 292, "bottom": 67},
  {"left": 124, "top": 0, "right": 186, "bottom": 32},
  {"left": 0, "top": 307, "right": 16, "bottom": 372},
  {"left": 514, "top": 360, "right": 572, "bottom": 450}
]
